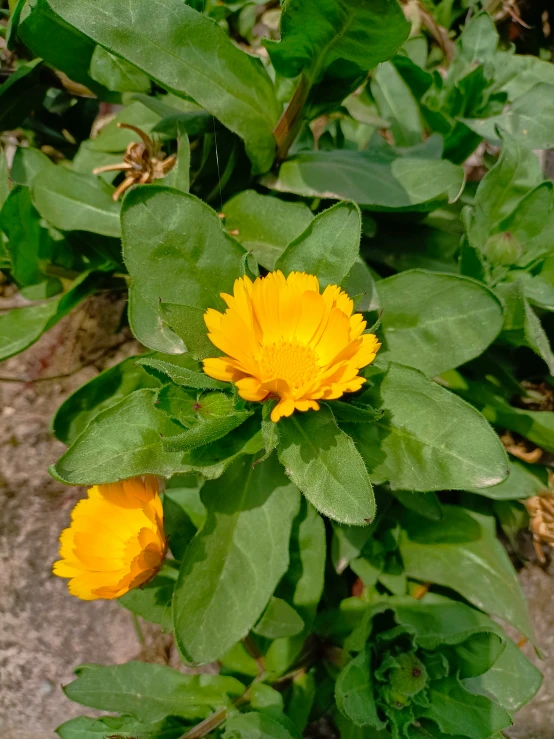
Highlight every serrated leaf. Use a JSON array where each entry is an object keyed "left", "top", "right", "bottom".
[
  {"left": 278, "top": 405, "right": 375, "bottom": 526},
  {"left": 173, "top": 454, "right": 300, "bottom": 664},
  {"left": 275, "top": 201, "right": 361, "bottom": 288},
  {"left": 336, "top": 648, "right": 386, "bottom": 729},
  {"left": 137, "top": 355, "right": 227, "bottom": 390}
]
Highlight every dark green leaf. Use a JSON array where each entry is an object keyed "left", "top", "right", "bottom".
[
  {"left": 63, "top": 662, "right": 244, "bottom": 722},
  {"left": 419, "top": 676, "right": 511, "bottom": 739},
  {"left": 468, "top": 459, "right": 549, "bottom": 500},
  {"left": 10, "top": 146, "right": 55, "bottom": 186},
  {"left": 264, "top": 0, "right": 409, "bottom": 79},
  {"left": 377, "top": 271, "right": 504, "bottom": 376},
  {"left": 276, "top": 201, "right": 361, "bottom": 288},
  {"left": 52, "top": 354, "right": 161, "bottom": 445},
  {"left": 159, "top": 302, "right": 215, "bottom": 360},
  {"left": 278, "top": 405, "right": 375, "bottom": 525},
  {"left": 119, "top": 563, "right": 179, "bottom": 632},
  {"left": 372, "top": 60, "right": 423, "bottom": 147},
  {"left": 399, "top": 506, "right": 535, "bottom": 641},
  {"left": 263, "top": 150, "right": 464, "bottom": 212},
  {"left": 48, "top": 0, "right": 280, "bottom": 172},
  {"left": 174, "top": 454, "right": 300, "bottom": 664},
  {"left": 392, "top": 491, "right": 442, "bottom": 521},
  {"left": 0, "top": 59, "right": 46, "bottom": 130},
  {"left": 56, "top": 715, "right": 185, "bottom": 739},
  {"left": 223, "top": 712, "right": 296, "bottom": 739},
  {"left": 223, "top": 190, "right": 314, "bottom": 271},
  {"left": 0, "top": 146, "right": 9, "bottom": 207},
  {"left": 137, "top": 355, "right": 226, "bottom": 390}
]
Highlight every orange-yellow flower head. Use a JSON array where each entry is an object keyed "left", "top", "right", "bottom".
[
  {"left": 202, "top": 271, "right": 381, "bottom": 422},
  {"left": 53, "top": 476, "right": 166, "bottom": 600}
]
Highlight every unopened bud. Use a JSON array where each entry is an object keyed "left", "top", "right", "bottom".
[{"left": 483, "top": 231, "right": 521, "bottom": 265}]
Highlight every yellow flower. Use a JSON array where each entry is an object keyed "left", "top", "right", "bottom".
[
  {"left": 203, "top": 270, "right": 381, "bottom": 422},
  {"left": 53, "top": 476, "right": 166, "bottom": 600}
]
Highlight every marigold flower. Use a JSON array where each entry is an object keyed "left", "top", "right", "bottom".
[
  {"left": 202, "top": 270, "right": 381, "bottom": 422},
  {"left": 53, "top": 476, "right": 166, "bottom": 600}
]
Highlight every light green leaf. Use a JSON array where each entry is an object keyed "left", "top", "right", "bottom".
[
  {"left": 464, "top": 637, "right": 542, "bottom": 713},
  {"left": 160, "top": 302, "right": 215, "bottom": 360},
  {"left": 399, "top": 506, "right": 535, "bottom": 642},
  {"left": 276, "top": 201, "right": 360, "bottom": 288},
  {"left": 468, "top": 459, "right": 549, "bottom": 500},
  {"left": 335, "top": 648, "right": 386, "bottom": 729},
  {"left": 377, "top": 271, "right": 504, "bottom": 376},
  {"left": 264, "top": 0, "right": 409, "bottom": 79},
  {"left": 263, "top": 150, "right": 464, "bottom": 212},
  {"left": 119, "top": 563, "right": 178, "bottom": 633},
  {"left": 63, "top": 662, "right": 244, "bottom": 722},
  {"left": 372, "top": 61, "right": 422, "bottom": 147},
  {"left": 137, "top": 355, "right": 226, "bottom": 390},
  {"left": 349, "top": 363, "right": 508, "bottom": 491},
  {"left": 32, "top": 167, "right": 120, "bottom": 237},
  {"left": 121, "top": 186, "right": 244, "bottom": 351},
  {"left": 223, "top": 190, "right": 314, "bottom": 271},
  {"left": 463, "top": 82, "right": 554, "bottom": 150},
  {"left": 128, "top": 287, "right": 185, "bottom": 356},
  {"left": 89, "top": 45, "right": 151, "bottom": 93},
  {"left": 48, "top": 0, "right": 280, "bottom": 172},
  {"left": 173, "top": 454, "right": 300, "bottom": 664},
  {"left": 56, "top": 715, "right": 184, "bottom": 739},
  {"left": 253, "top": 596, "right": 304, "bottom": 639},
  {"left": 278, "top": 405, "right": 375, "bottom": 526},
  {"left": 10, "top": 145, "right": 55, "bottom": 186}
]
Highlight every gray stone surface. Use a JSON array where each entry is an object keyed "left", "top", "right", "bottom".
[{"left": 1, "top": 292, "right": 553, "bottom": 737}]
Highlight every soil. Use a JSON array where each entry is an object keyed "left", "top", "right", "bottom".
[{"left": 0, "top": 292, "right": 552, "bottom": 737}]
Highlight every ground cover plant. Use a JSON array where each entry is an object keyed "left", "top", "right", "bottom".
[{"left": 2, "top": 0, "right": 554, "bottom": 736}]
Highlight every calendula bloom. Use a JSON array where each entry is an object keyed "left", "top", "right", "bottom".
[
  {"left": 203, "top": 270, "right": 381, "bottom": 422},
  {"left": 53, "top": 476, "right": 166, "bottom": 600}
]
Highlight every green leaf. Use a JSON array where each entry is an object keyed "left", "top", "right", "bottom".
[
  {"left": 377, "top": 271, "right": 504, "bottom": 376},
  {"left": 398, "top": 506, "right": 535, "bottom": 642},
  {"left": 0, "top": 272, "right": 98, "bottom": 362},
  {"left": 468, "top": 459, "right": 549, "bottom": 500},
  {"left": 223, "top": 190, "right": 314, "bottom": 271},
  {"left": 51, "top": 354, "right": 161, "bottom": 445},
  {"left": 253, "top": 596, "right": 304, "bottom": 639},
  {"left": 349, "top": 363, "right": 508, "bottom": 491},
  {"left": 464, "top": 83, "right": 554, "bottom": 150},
  {"left": 0, "top": 59, "right": 46, "bottom": 130},
  {"left": 372, "top": 61, "right": 423, "bottom": 147},
  {"left": 496, "top": 280, "right": 554, "bottom": 373},
  {"left": 173, "top": 454, "right": 300, "bottom": 664},
  {"left": 119, "top": 563, "right": 179, "bottom": 633},
  {"left": 17, "top": 0, "right": 115, "bottom": 100},
  {"left": 223, "top": 712, "right": 297, "bottom": 739},
  {"left": 47, "top": 0, "right": 280, "bottom": 173},
  {"left": 464, "top": 637, "right": 542, "bottom": 713},
  {"left": 164, "top": 480, "right": 206, "bottom": 559},
  {"left": 0, "top": 147, "right": 9, "bottom": 207},
  {"left": 159, "top": 302, "right": 215, "bottom": 360},
  {"left": 32, "top": 167, "right": 120, "bottom": 237},
  {"left": 158, "top": 387, "right": 253, "bottom": 452},
  {"left": 275, "top": 201, "right": 361, "bottom": 288},
  {"left": 129, "top": 288, "right": 186, "bottom": 356},
  {"left": 264, "top": 0, "right": 409, "bottom": 79},
  {"left": 341, "top": 258, "right": 380, "bottom": 312},
  {"left": 88, "top": 100, "right": 162, "bottom": 153},
  {"left": 56, "top": 715, "right": 185, "bottom": 739},
  {"left": 278, "top": 405, "right": 375, "bottom": 525},
  {"left": 392, "top": 491, "right": 442, "bottom": 521},
  {"left": 419, "top": 676, "right": 511, "bottom": 739},
  {"left": 263, "top": 150, "right": 464, "bottom": 212},
  {"left": 121, "top": 186, "right": 244, "bottom": 351},
  {"left": 137, "top": 355, "right": 226, "bottom": 390},
  {"left": 63, "top": 662, "right": 244, "bottom": 722},
  {"left": 10, "top": 146, "right": 55, "bottom": 186},
  {"left": 89, "top": 45, "right": 151, "bottom": 93},
  {"left": 335, "top": 648, "right": 386, "bottom": 729},
  {"left": 0, "top": 185, "right": 61, "bottom": 295}
]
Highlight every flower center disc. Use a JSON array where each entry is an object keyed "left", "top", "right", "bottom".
[{"left": 258, "top": 340, "right": 319, "bottom": 390}]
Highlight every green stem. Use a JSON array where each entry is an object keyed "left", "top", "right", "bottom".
[{"left": 273, "top": 73, "right": 313, "bottom": 164}]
